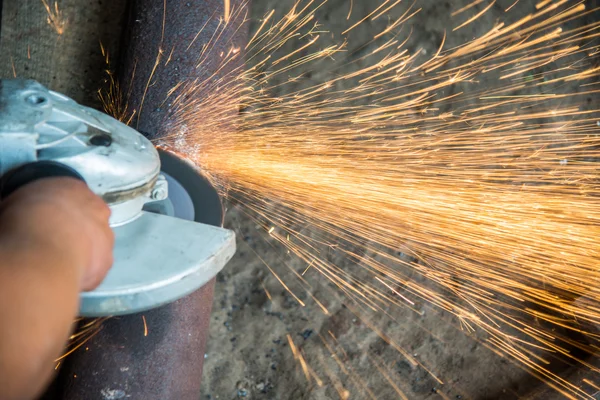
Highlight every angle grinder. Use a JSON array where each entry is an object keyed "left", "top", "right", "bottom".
[{"left": 0, "top": 79, "right": 236, "bottom": 317}]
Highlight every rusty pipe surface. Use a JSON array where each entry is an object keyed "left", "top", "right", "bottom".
[
  {"left": 42, "top": 281, "right": 217, "bottom": 400},
  {"left": 121, "top": 0, "right": 250, "bottom": 140},
  {"left": 41, "top": 1, "right": 248, "bottom": 399}
]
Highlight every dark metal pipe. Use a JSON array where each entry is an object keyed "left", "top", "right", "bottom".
[
  {"left": 41, "top": 1, "right": 248, "bottom": 398},
  {"left": 120, "top": 0, "right": 250, "bottom": 140},
  {"left": 43, "top": 280, "right": 217, "bottom": 400}
]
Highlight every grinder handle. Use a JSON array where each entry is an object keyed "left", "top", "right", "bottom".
[{"left": 0, "top": 161, "right": 85, "bottom": 200}]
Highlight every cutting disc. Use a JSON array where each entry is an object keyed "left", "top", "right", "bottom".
[{"left": 148, "top": 149, "right": 224, "bottom": 227}]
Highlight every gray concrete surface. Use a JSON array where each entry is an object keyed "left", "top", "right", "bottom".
[{"left": 0, "top": 0, "right": 126, "bottom": 107}]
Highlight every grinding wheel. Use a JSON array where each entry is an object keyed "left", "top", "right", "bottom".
[{"left": 150, "top": 148, "right": 224, "bottom": 227}]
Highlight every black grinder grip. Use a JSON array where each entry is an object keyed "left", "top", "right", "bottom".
[{"left": 0, "top": 161, "right": 85, "bottom": 200}]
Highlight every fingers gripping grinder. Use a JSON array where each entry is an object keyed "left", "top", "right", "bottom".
[{"left": 0, "top": 79, "right": 236, "bottom": 316}]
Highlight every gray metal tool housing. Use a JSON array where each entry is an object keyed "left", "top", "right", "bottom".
[{"left": 0, "top": 79, "right": 236, "bottom": 316}]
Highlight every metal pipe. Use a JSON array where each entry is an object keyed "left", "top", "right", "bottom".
[
  {"left": 41, "top": 1, "right": 248, "bottom": 398},
  {"left": 119, "top": 0, "right": 250, "bottom": 140},
  {"left": 42, "top": 280, "right": 217, "bottom": 400}
]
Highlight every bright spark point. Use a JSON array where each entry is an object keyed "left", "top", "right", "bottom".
[{"left": 41, "top": 0, "right": 66, "bottom": 35}]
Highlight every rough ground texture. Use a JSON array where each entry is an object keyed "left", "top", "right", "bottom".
[
  {"left": 200, "top": 1, "right": 598, "bottom": 400},
  {"left": 0, "top": 0, "right": 126, "bottom": 108}
]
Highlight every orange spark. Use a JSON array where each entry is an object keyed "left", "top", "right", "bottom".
[
  {"left": 41, "top": 0, "right": 66, "bottom": 35},
  {"left": 223, "top": 0, "right": 231, "bottom": 23},
  {"left": 142, "top": 315, "right": 148, "bottom": 337}
]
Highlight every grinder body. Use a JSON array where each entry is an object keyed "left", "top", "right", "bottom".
[{"left": 0, "top": 78, "right": 236, "bottom": 317}]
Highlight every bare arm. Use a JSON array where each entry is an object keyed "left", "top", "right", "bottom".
[{"left": 0, "top": 178, "right": 113, "bottom": 400}]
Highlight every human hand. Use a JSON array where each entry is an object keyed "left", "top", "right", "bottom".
[
  {"left": 0, "top": 177, "right": 114, "bottom": 400},
  {"left": 0, "top": 177, "right": 114, "bottom": 291}
]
